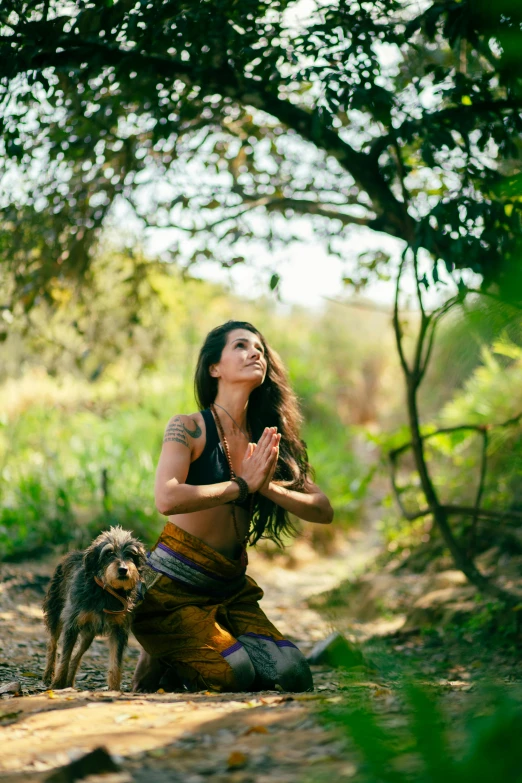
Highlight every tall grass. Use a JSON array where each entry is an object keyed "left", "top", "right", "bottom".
[
  {"left": 0, "top": 370, "right": 371, "bottom": 559},
  {"left": 0, "top": 253, "right": 404, "bottom": 560}
]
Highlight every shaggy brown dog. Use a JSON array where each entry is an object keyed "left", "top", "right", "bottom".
[{"left": 43, "top": 526, "right": 146, "bottom": 691}]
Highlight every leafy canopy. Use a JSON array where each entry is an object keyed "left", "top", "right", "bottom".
[{"left": 1, "top": 0, "right": 522, "bottom": 312}]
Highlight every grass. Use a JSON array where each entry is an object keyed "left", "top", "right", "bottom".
[{"left": 0, "top": 372, "right": 368, "bottom": 559}]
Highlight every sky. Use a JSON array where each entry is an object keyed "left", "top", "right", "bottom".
[
  {"left": 143, "top": 222, "right": 404, "bottom": 311},
  {"left": 105, "top": 191, "right": 461, "bottom": 315},
  {"left": 134, "top": 217, "right": 457, "bottom": 314}
]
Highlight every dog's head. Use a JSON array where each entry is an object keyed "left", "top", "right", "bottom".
[{"left": 83, "top": 526, "right": 146, "bottom": 591}]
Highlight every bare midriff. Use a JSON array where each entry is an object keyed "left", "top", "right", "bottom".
[{"left": 167, "top": 504, "right": 250, "bottom": 560}]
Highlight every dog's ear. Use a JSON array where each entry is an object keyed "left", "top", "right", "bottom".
[{"left": 83, "top": 545, "right": 100, "bottom": 576}]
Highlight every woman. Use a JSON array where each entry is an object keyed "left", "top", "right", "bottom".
[{"left": 132, "top": 320, "right": 334, "bottom": 693}]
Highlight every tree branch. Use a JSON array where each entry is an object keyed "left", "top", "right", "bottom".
[
  {"left": 140, "top": 196, "right": 374, "bottom": 234},
  {"left": 3, "top": 21, "right": 415, "bottom": 244},
  {"left": 468, "top": 429, "right": 488, "bottom": 556},
  {"left": 242, "top": 87, "right": 414, "bottom": 241},
  {"left": 390, "top": 412, "right": 522, "bottom": 460},
  {"left": 443, "top": 505, "right": 522, "bottom": 523},
  {"left": 392, "top": 250, "right": 411, "bottom": 378},
  {"left": 263, "top": 198, "right": 373, "bottom": 226}
]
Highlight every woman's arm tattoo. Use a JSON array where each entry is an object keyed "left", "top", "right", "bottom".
[
  {"left": 163, "top": 416, "right": 202, "bottom": 447},
  {"left": 183, "top": 419, "right": 202, "bottom": 439}
]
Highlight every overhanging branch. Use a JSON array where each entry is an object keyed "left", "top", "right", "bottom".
[
  {"left": 390, "top": 412, "right": 522, "bottom": 460},
  {"left": 2, "top": 21, "right": 414, "bottom": 244}
]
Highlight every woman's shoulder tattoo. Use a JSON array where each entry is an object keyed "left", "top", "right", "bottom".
[{"left": 163, "top": 415, "right": 202, "bottom": 447}]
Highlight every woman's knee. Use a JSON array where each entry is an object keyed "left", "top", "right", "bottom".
[{"left": 221, "top": 643, "right": 256, "bottom": 691}]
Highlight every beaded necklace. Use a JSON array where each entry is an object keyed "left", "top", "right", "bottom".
[
  {"left": 212, "top": 402, "right": 250, "bottom": 440},
  {"left": 210, "top": 403, "right": 255, "bottom": 565}
]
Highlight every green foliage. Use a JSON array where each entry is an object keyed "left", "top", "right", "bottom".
[
  {"left": 422, "top": 298, "right": 522, "bottom": 415},
  {"left": 437, "top": 333, "right": 522, "bottom": 516},
  {"left": 371, "top": 299, "right": 522, "bottom": 558},
  {"left": 0, "top": 257, "right": 398, "bottom": 558},
  {"left": 0, "top": 246, "right": 169, "bottom": 382},
  {"left": 1, "top": 0, "right": 521, "bottom": 313},
  {"left": 0, "top": 398, "right": 164, "bottom": 558},
  {"left": 322, "top": 683, "right": 522, "bottom": 782},
  {"left": 0, "top": 379, "right": 366, "bottom": 559}
]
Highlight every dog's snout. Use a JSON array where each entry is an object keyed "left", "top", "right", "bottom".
[{"left": 118, "top": 565, "right": 129, "bottom": 577}]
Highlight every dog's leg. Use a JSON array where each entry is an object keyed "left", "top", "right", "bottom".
[
  {"left": 51, "top": 622, "right": 79, "bottom": 689},
  {"left": 43, "top": 619, "right": 62, "bottom": 686},
  {"left": 107, "top": 626, "right": 128, "bottom": 691},
  {"left": 67, "top": 628, "right": 95, "bottom": 687},
  {"left": 42, "top": 560, "right": 68, "bottom": 686}
]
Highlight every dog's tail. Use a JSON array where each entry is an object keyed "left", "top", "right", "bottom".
[
  {"left": 43, "top": 551, "right": 82, "bottom": 633},
  {"left": 43, "top": 561, "right": 66, "bottom": 634}
]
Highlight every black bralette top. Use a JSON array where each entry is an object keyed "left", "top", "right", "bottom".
[{"left": 185, "top": 408, "right": 251, "bottom": 510}]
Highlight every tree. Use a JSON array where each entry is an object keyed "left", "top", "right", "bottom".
[
  {"left": 2, "top": 0, "right": 522, "bottom": 595},
  {"left": 1, "top": 0, "right": 521, "bottom": 311},
  {"left": 389, "top": 250, "right": 522, "bottom": 605}
]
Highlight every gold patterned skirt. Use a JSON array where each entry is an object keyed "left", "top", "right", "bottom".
[{"left": 132, "top": 521, "right": 313, "bottom": 693}]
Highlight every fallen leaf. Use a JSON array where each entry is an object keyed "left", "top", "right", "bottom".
[
  {"left": 21, "top": 671, "right": 39, "bottom": 678},
  {"left": 244, "top": 725, "right": 268, "bottom": 735},
  {"left": 156, "top": 688, "right": 165, "bottom": 694},
  {"left": 227, "top": 751, "right": 248, "bottom": 769}
]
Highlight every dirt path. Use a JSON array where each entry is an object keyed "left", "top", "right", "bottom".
[
  {"left": 2, "top": 530, "right": 521, "bottom": 782},
  {"left": 0, "top": 532, "right": 381, "bottom": 782}
]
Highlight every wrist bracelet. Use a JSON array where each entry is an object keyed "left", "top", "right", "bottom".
[{"left": 231, "top": 476, "right": 249, "bottom": 504}]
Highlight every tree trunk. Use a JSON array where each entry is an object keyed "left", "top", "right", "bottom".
[{"left": 405, "top": 378, "right": 518, "bottom": 606}]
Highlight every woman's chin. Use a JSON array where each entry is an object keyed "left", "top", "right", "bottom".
[{"left": 247, "top": 372, "right": 265, "bottom": 388}]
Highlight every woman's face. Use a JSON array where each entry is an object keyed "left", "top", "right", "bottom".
[{"left": 210, "top": 329, "right": 267, "bottom": 389}]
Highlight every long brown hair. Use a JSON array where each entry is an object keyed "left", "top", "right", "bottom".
[{"left": 194, "top": 320, "right": 312, "bottom": 545}]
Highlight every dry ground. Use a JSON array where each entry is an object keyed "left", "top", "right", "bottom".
[
  {"left": 0, "top": 532, "right": 380, "bottom": 783},
  {"left": 1, "top": 531, "right": 521, "bottom": 783}
]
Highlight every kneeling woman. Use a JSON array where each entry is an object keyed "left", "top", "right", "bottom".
[{"left": 132, "top": 320, "right": 334, "bottom": 693}]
